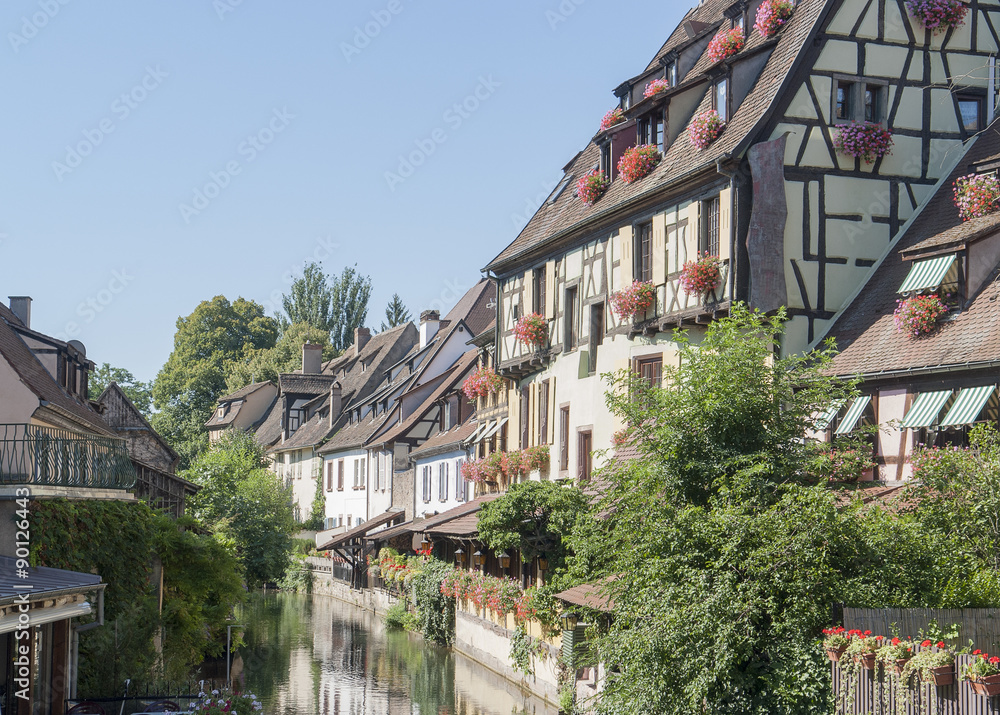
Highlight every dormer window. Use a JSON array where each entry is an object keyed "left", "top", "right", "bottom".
[
  {"left": 898, "top": 254, "right": 959, "bottom": 298},
  {"left": 638, "top": 111, "right": 665, "bottom": 152},
  {"left": 715, "top": 78, "right": 730, "bottom": 122},
  {"left": 600, "top": 144, "right": 612, "bottom": 176},
  {"left": 667, "top": 61, "right": 678, "bottom": 86}
]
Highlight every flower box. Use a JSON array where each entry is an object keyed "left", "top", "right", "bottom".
[
  {"left": 954, "top": 173, "right": 1000, "bottom": 221},
  {"left": 834, "top": 121, "right": 894, "bottom": 164},
  {"left": 462, "top": 367, "right": 503, "bottom": 401},
  {"left": 707, "top": 27, "right": 745, "bottom": 63},
  {"left": 643, "top": 78, "right": 670, "bottom": 98},
  {"left": 857, "top": 653, "right": 877, "bottom": 670},
  {"left": 617, "top": 145, "right": 661, "bottom": 184},
  {"left": 754, "top": 0, "right": 795, "bottom": 38},
  {"left": 905, "top": 0, "right": 968, "bottom": 34},
  {"left": 690, "top": 110, "right": 725, "bottom": 150},
  {"left": 610, "top": 281, "right": 656, "bottom": 320},
  {"left": 679, "top": 253, "right": 722, "bottom": 295},
  {"left": 926, "top": 665, "right": 954, "bottom": 686},
  {"left": 826, "top": 645, "right": 847, "bottom": 662},
  {"left": 970, "top": 674, "right": 1000, "bottom": 697},
  {"left": 514, "top": 313, "right": 548, "bottom": 348},
  {"left": 577, "top": 169, "right": 609, "bottom": 206},
  {"left": 600, "top": 107, "right": 626, "bottom": 132},
  {"left": 894, "top": 658, "right": 911, "bottom": 675},
  {"left": 893, "top": 294, "right": 949, "bottom": 337}
]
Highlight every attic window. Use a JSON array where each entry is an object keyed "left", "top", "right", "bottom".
[
  {"left": 898, "top": 255, "right": 957, "bottom": 294},
  {"left": 547, "top": 174, "right": 574, "bottom": 205}
]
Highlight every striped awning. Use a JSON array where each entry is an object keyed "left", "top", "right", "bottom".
[
  {"left": 815, "top": 401, "right": 845, "bottom": 431},
  {"left": 481, "top": 417, "right": 508, "bottom": 440},
  {"left": 472, "top": 420, "right": 496, "bottom": 444},
  {"left": 939, "top": 385, "right": 995, "bottom": 427},
  {"left": 901, "top": 390, "right": 952, "bottom": 429},
  {"left": 898, "top": 255, "right": 956, "bottom": 293},
  {"left": 834, "top": 396, "right": 872, "bottom": 434}
]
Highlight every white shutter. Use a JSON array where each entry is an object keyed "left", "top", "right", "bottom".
[
  {"left": 652, "top": 214, "right": 666, "bottom": 285},
  {"left": 619, "top": 226, "right": 634, "bottom": 288},
  {"left": 523, "top": 271, "right": 534, "bottom": 316},
  {"left": 718, "top": 187, "right": 732, "bottom": 261},
  {"left": 545, "top": 260, "right": 556, "bottom": 319}
]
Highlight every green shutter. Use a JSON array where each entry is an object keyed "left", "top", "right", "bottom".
[
  {"left": 939, "top": 385, "right": 994, "bottom": 427},
  {"left": 835, "top": 396, "right": 871, "bottom": 435},
  {"left": 898, "top": 255, "right": 956, "bottom": 293},
  {"left": 901, "top": 390, "right": 952, "bottom": 429},
  {"left": 815, "top": 401, "right": 844, "bottom": 431}
]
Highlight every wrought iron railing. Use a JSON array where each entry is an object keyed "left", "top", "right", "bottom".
[{"left": 0, "top": 424, "right": 136, "bottom": 490}]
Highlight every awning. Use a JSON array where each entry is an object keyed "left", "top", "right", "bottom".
[
  {"left": 815, "top": 401, "right": 845, "bottom": 431},
  {"left": 835, "top": 396, "right": 872, "bottom": 434},
  {"left": 481, "top": 417, "right": 508, "bottom": 441},
  {"left": 898, "top": 255, "right": 956, "bottom": 293},
  {"left": 939, "top": 385, "right": 995, "bottom": 427},
  {"left": 317, "top": 509, "right": 403, "bottom": 550},
  {"left": 901, "top": 390, "right": 952, "bottom": 429},
  {"left": 473, "top": 420, "right": 496, "bottom": 444}
]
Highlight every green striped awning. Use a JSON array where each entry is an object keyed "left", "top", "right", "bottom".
[
  {"left": 835, "top": 396, "right": 872, "bottom": 435},
  {"left": 898, "top": 255, "right": 956, "bottom": 294},
  {"left": 939, "top": 385, "right": 995, "bottom": 427},
  {"left": 815, "top": 401, "right": 845, "bottom": 431},
  {"left": 901, "top": 390, "right": 952, "bottom": 429}
]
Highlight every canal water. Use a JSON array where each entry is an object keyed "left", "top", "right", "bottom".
[{"left": 235, "top": 592, "right": 558, "bottom": 715}]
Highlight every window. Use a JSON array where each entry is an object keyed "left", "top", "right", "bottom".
[
  {"left": 338, "top": 514, "right": 343, "bottom": 527},
  {"left": 559, "top": 406, "right": 570, "bottom": 471},
  {"left": 635, "top": 355, "right": 663, "bottom": 389},
  {"left": 288, "top": 408, "right": 301, "bottom": 434},
  {"left": 703, "top": 197, "right": 721, "bottom": 256},
  {"left": 666, "top": 61, "right": 678, "bottom": 86},
  {"left": 565, "top": 286, "right": 579, "bottom": 349},
  {"left": 835, "top": 81, "right": 853, "bottom": 120},
  {"left": 835, "top": 79, "right": 886, "bottom": 124},
  {"left": 360, "top": 460, "right": 367, "bottom": 489},
  {"left": 864, "top": 84, "right": 881, "bottom": 122},
  {"left": 456, "top": 460, "right": 467, "bottom": 502},
  {"left": 520, "top": 385, "right": 530, "bottom": 449},
  {"left": 337, "top": 460, "right": 344, "bottom": 491},
  {"left": 439, "top": 462, "right": 449, "bottom": 501},
  {"left": 353, "top": 460, "right": 360, "bottom": 488},
  {"left": 578, "top": 430, "right": 593, "bottom": 482},
  {"left": 589, "top": 303, "right": 604, "bottom": 374},
  {"left": 533, "top": 267, "right": 546, "bottom": 315},
  {"left": 325, "top": 461, "right": 333, "bottom": 492},
  {"left": 635, "top": 222, "right": 653, "bottom": 282},
  {"left": 538, "top": 380, "right": 550, "bottom": 445},
  {"left": 422, "top": 465, "right": 432, "bottom": 503},
  {"left": 600, "top": 144, "right": 612, "bottom": 176},
  {"left": 715, "top": 78, "right": 729, "bottom": 122},
  {"left": 638, "top": 113, "right": 665, "bottom": 152},
  {"left": 958, "top": 95, "right": 984, "bottom": 134}
]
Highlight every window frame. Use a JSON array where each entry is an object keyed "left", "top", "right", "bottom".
[
  {"left": 439, "top": 461, "right": 449, "bottom": 501},
  {"left": 589, "top": 302, "right": 605, "bottom": 375},
  {"left": 714, "top": 77, "right": 730, "bottom": 123},
  {"left": 456, "top": 459, "right": 467, "bottom": 502},
  {"left": 832, "top": 76, "right": 888, "bottom": 125},
  {"left": 702, "top": 196, "right": 722, "bottom": 257},
  {"left": 957, "top": 93, "right": 985, "bottom": 136},
  {"left": 538, "top": 379, "right": 550, "bottom": 445},
  {"left": 634, "top": 221, "right": 653, "bottom": 283},
  {"left": 635, "top": 355, "right": 663, "bottom": 390},
  {"left": 564, "top": 285, "right": 579, "bottom": 350},
  {"left": 559, "top": 405, "right": 570, "bottom": 472},
  {"left": 533, "top": 266, "right": 546, "bottom": 315},
  {"left": 337, "top": 460, "right": 345, "bottom": 491},
  {"left": 577, "top": 429, "right": 593, "bottom": 482}
]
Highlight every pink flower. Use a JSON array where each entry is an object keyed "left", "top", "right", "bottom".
[
  {"left": 513, "top": 313, "right": 547, "bottom": 348},
  {"left": 833, "top": 122, "right": 894, "bottom": 164},
  {"left": 610, "top": 281, "right": 656, "bottom": 319},
  {"left": 643, "top": 78, "right": 670, "bottom": 98},
  {"left": 600, "top": 107, "right": 626, "bottom": 131},
  {"left": 707, "top": 27, "right": 745, "bottom": 63},
  {"left": 689, "top": 110, "right": 724, "bottom": 150},
  {"left": 953, "top": 173, "right": 1000, "bottom": 221},
  {"left": 905, "top": 0, "right": 967, "bottom": 33},
  {"left": 754, "top": 0, "right": 795, "bottom": 37},
  {"left": 577, "top": 169, "right": 609, "bottom": 206},
  {"left": 617, "top": 145, "right": 661, "bottom": 184},
  {"left": 679, "top": 253, "right": 722, "bottom": 295}
]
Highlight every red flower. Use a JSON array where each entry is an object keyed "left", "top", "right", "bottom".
[
  {"left": 990, "top": 656, "right": 1000, "bottom": 665},
  {"left": 974, "top": 649, "right": 982, "bottom": 655},
  {"left": 921, "top": 640, "right": 932, "bottom": 647},
  {"left": 864, "top": 630, "right": 872, "bottom": 636},
  {"left": 936, "top": 641, "right": 945, "bottom": 649},
  {"left": 891, "top": 637, "right": 900, "bottom": 646}
]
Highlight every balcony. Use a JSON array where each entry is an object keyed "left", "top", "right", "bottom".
[{"left": 0, "top": 424, "right": 136, "bottom": 491}]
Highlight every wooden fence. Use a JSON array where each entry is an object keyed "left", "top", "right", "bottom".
[{"left": 845, "top": 608, "right": 1000, "bottom": 657}]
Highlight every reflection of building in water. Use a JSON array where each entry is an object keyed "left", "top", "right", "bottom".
[{"left": 453, "top": 649, "right": 553, "bottom": 715}]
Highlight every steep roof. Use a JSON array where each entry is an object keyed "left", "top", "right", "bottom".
[
  {"left": 277, "top": 372, "right": 336, "bottom": 396},
  {"left": 442, "top": 279, "right": 495, "bottom": 337},
  {"left": 98, "top": 382, "right": 180, "bottom": 465},
  {"left": 824, "top": 124, "right": 1000, "bottom": 377},
  {"left": 253, "top": 397, "right": 282, "bottom": 447},
  {"left": 216, "top": 381, "right": 274, "bottom": 403},
  {"left": 410, "top": 415, "right": 479, "bottom": 460},
  {"left": 485, "top": 0, "right": 828, "bottom": 272}
]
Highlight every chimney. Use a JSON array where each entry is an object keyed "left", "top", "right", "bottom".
[
  {"left": 419, "top": 310, "right": 440, "bottom": 349},
  {"left": 8, "top": 297, "right": 31, "bottom": 328},
  {"left": 302, "top": 341, "right": 323, "bottom": 374},
  {"left": 330, "top": 381, "right": 342, "bottom": 427},
  {"left": 354, "top": 327, "right": 371, "bottom": 357}
]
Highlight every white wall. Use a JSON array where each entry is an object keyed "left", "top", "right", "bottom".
[
  {"left": 321, "top": 449, "right": 368, "bottom": 529},
  {"left": 413, "top": 449, "right": 471, "bottom": 519},
  {"left": 0, "top": 356, "right": 40, "bottom": 423}
]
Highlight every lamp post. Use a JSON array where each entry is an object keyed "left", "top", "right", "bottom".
[
  {"left": 499, "top": 551, "right": 510, "bottom": 575},
  {"left": 454, "top": 547, "right": 465, "bottom": 567},
  {"left": 559, "top": 610, "right": 578, "bottom": 631},
  {"left": 472, "top": 550, "right": 483, "bottom": 568},
  {"left": 226, "top": 624, "right": 244, "bottom": 687}
]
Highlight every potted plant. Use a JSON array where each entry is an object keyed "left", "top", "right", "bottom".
[
  {"left": 577, "top": 169, "right": 609, "bottom": 206},
  {"left": 833, "top": 121, "right": 894, "bottom": 164},
  {"left": 904, "top": 0, "right": 968, "bottom": 34},
  {"left": 754, "top": 0, "right": 796, "bottom": 38},
  {"left": 963, "top": 650, "right": 1000, "bottom": 697},
  {"left": 707, "top": 27, "right": 745, "bottom": 63},
  {"left": 877, "top": 637, "right": 915, "bottom": 675},
  {"left": 643, "top": 78, "right": 670, "bottom": 98},
  {"left": 610, "top": 280, "right": 656, "bottom": 320},
  {"left": 845, "top": 630, "right": 882, "bottom": 670},
  {"left": 462, "top": 366, "right": 504, "bottom": 401},
  {"left": 679, "top": 252, "right": 722, "bottom": 295},
  {"left": 514, "top": 313, "right": 548, "bottom": 349},
  {"left": 902, "top": 641, "right": 955, "bottom": 686},
  {"left": 953, "top": 173, "right": 1000, "bottom": 221},
  {"left": 689, "top": 110, "right": 725, "bottom": 150},
  {"left": 617, "top": 145, "right": 662, "bottom": 184},
  {"left": 893, "top": 294, "right": 949, "bottom": 337},
  {"left": 600, "top": 107, "right": 626, "bottom": 132},
  {"left": 822, "top": 626, "right": 851, "bottom": 662}
]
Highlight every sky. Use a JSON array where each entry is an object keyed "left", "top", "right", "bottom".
[{"left": 0, "top": 0, "right": 690, "bottom": 383}]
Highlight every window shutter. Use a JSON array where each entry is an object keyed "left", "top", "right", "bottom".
[
  {"left": 718, "top": 187, "right": 732, "bottom": 261},
  {"left": 686, "top": 202, "right": 701, "bottom": 258},
  {"left": 529, "top": 382, "right": 538, "bottom": 448},
  {"left": 523, "top": 271, "right": 534, "bottom": 317},
  {"left": 545, "top": 260, "right": 556, "bottom": 319},
  {"left": 652, "top": 214, "right": 666, "bottom": 286},
  {"left": 619, "top": 226, "right": 633, "bottom": 289},
  {"left": 548, "top": 377, "right": 556, "bottom": 446}
]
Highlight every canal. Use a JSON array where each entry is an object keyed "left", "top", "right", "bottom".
[{"left": 235, "top": 591, "right": 558, "bottom": 715}]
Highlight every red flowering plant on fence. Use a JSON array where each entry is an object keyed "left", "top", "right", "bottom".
[
  {"left": 953, "top": 173, "right": 1000, "bottom": 221},
  {"left": 679, "top": 252, "right": 722, "bottom": 295},
  {"left": 462, "top": 366, "right": 503, "bottom": 401},
  {"left": 610, "top": 280, "right": 656, "bottom": 320},
  {"left": 707, "top": 27, "right": 745, "bottom": 63},
  {"left": 754, "top": 0, "right": 796, "bottom": 37},
  {"left": 905, "top": 0, "right": 968, "bottom": 34},
  {"left": 577, "top": 169, "right": 609, "bottom": 206},
  {"left": 963, "top": 650, "right": 1000, "bottom": 694},
  {"left": 600, "top": 107, "right": 626, "bottom": 131},
  {"left": 833, "top": 121, "right": 894, "bottom": 164},
  {"left": 617, "top": 145, "right": 662, "bottom": 184},
  {"left": 440, "top": 570, "right": 558, "bottom": 628},
  {"left": 689, "top": 110, "right": 725, "bottom": 150},
  {"left": 514, "top": 313, "right": 548, "bottom": 348},
  {"left": 893, "top": 294, "right": 949, "bottom": 337},
  {"left": 643, "top": 78, "right": 670, "bottom": 98},
  {"left": 460, "top": 446, "right": 550, "bottom": 484}
]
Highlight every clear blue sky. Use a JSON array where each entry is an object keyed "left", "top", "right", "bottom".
[{"left": 0, "top": 1, "right": 688, "bottom": 383}]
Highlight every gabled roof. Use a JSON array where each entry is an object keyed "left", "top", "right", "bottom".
[
  {"left": 277, "top": 372, "right": 336, "bottom": 396},
  {"left": 824, "top": 124, "right": 1000, "bottom": 377},
  {"left": 442, "top": 278, "right": 495, "bottom": 337},
  {"left": 410, "top": 415, "right": 479, "bottom": 460},
  {"left": 485, "top": 0, "right": 828, "bottom": 272},
  {"left": 216, "top": 381, "right": 275, "bottom": 404},
  {"left": 97, "top": 382, "right": 179, "bottom": 466}
]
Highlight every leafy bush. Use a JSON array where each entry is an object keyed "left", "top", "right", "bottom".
[
  {"left": 277, "top": 554, "right": 313, "bottom": 593},
  {"left": 411, "top": 558, "right": 456, "bottom": 645},
  {"left": 384, "top": 601, "right": 417, "bottom": 631}
]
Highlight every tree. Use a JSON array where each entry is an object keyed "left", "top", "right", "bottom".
[
  {"left": 225, "top": 322, "right": 336, "bottom": 392},
  {"left": 329, "top": 265, "right": 372, "bottom": 352},
  {"left": 88, "top": 363, "right": 153, "bottom": 417},
  {"left": 279, "top": 261, "right": 335, "bottom": 334},
  {"left": 381, "top": 293, "right": 411, "bottom": 331},
  {"left": 151, "top": 297, "right": 278, "bottom": 467}
]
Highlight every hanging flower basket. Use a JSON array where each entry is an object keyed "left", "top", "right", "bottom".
[
  {"left": 953, "top": 173, "right": 1000, "bottom": 221},
  {"left": 643, "top": 78, "right": 670, "bottom": 98},
  {"left": 610, "top": 281, "right": 656, "bottom": 320},
  {"left": 970, "top": 674, "right": 1000, "bottom": 697},
  {"left": 833, "top": 122, "right": 894, "bottom": 164},
  {"left": 707, "top": 27, "right": 745, "bottom": 63},
  {"left": 513, "top": 313, "right": 548, "bottom": 348},
  {"left": 577, "top": 169, "right": 609, "bottom": 206},
  {"left": 460, "top": 446, "right": 549, "bottom": 484},
  {"left": 679, "top": 253, "right": 722, "bottom": 295},
  {"left": 462, "top": 366, "right": 503, "bottom": 401},
  {"left": 905, "top": 0, "right": 968, "bottom": 34},
  {"left": 893, "top": 294, "right": 948, "bottom": 337},
  {"left": 617, "top": 145, "right": 662, "bottom": 184},
  {"left": 754, "top": 0, "right": 796, "bottom": 38},
  {"left": 600, "top": 107, "right": 626, "bottom": 132},
  {"left": 963, "top": 651, "right": 1000, "bottom": 696},
  {"left": 689, "top": 110, "right": 725, "bottom": 150}
]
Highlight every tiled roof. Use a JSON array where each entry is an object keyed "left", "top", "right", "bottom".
[
  {"left": 316, "top": 509, "right": 404, "bottom": 550},
  {"left": 317, "top": 409, "right": 391, "bottom": 455},
  {"left": 0, "top": 555, "right": 102, "bottom": 605},
  {"left": 410, "top": 416, "right": 479, "bottom": 459},
  {"left": 205, "top": 400, "right": 246, "bottom": 428},
  {"left": 277, "top": 373, "right": 336, "bottom": 395},
  {"left": 485, "top": 0, "right": 827, "bottom": 272},
  {"left": 253, "top": 397, "right": 282, "bottom": 448},
  {"left": 271, "top": 399, "right": 332, "bottom": 452},
  {"left": 901, "top": 211, "right": 1000, "bottom": 258},
  {"left": 643, "top": 0, "right": 731, "bottom": 71},
  {"left": 216, "top": 381, "right": 274, "bottom": 403},
  {"left": 425, "top": 512, "right": 480, "bottom": 537},
  {"left": 365, "top": 493, "right": 501, "bottom": 543},
  {"left": 555, "top": 579, "right": 616, "bottom": 612},
  {"left": 443, "top": 279, "right": 496, "bottom": 337},
  {"left": 825, "top": 125, "right": 1000, "bottom": 376}
]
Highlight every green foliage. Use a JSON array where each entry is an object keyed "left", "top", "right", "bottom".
[
  {"left": 277, "top": 554, "right": 313, "bottom": 594},
  {"left": 559, "top": 684, "right": 576, "bottom": 715},
  {"left": 279, "top": 261, "right": 337, "bottom": 334},
  {"left": 411, "top": 557, "right": 456, "bottom": 645},
  {"left": 225, "top": 321, "right": 336, "bottom": 392},
  {"left": 381, "top": 292, "right": 411, "bottom": 331},
  {"left": 509, "top": 625, "right": 546, "bottom": 676},
  {"left": 303, "top": 471, "right": 326, "bottom": 530},
  {"left": 384, "top": 601, "right": 417, "bottom": 631},
  {"left": 152, "top": 296, "right": 278, "bottom": 467},
  {"left": 329, "top": 264, "right": 373, "bottom": 353},
  {"left": 88, "top": 362, "right": 153, "bottom": 416}
]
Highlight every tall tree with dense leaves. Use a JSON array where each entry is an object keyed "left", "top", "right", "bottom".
[
  {"left": 330, "top": 264, "right": 372, "bottom": 352},
  {"left": 380, "top": 293, "right": 411, "bottom": 331},
  {"left": 279, "top": 261, "right": 335, "bottom": 334},
  {"left": 225, "top": 322, "right": 336, "bottom": 392},
  {"left": 88, "top": 363, "right": 153, "bottom": 416},
  {"left": 151, "top": 296, "right": 278, "bottom": 467}
]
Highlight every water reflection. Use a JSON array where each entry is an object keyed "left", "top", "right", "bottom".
[{"left": 236, "top": 592, "right": 557, "bottom": 715}]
